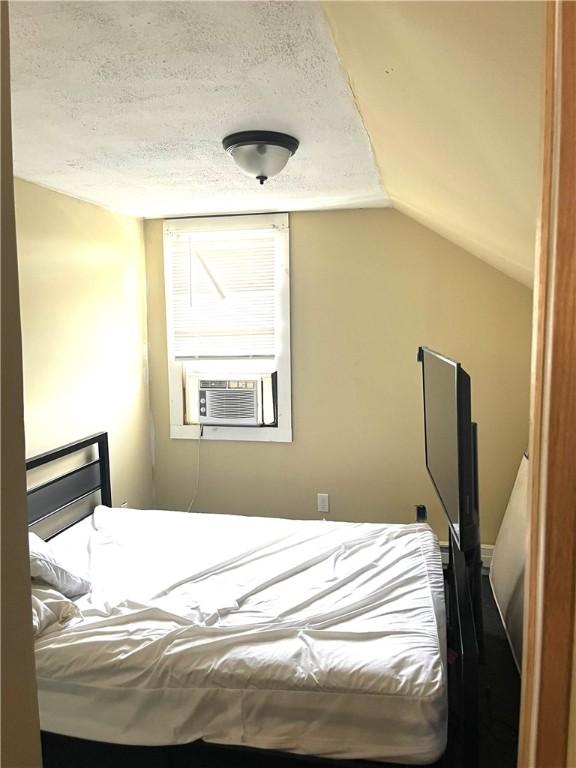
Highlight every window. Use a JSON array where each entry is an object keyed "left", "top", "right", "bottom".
[{"left": 163, "top": 213, "right": 291, "bottom": 442}]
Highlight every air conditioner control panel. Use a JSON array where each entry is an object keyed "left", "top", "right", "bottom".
[{"left": 200, "top": 380, "right": 256, "bottom": 390}]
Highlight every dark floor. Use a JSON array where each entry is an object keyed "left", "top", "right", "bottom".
[
  {"left": 42, "top": 577, "right": 521, "bottom": 768},
  {"left": 478, "top": 575, "right": 521, "bottom": 768}
]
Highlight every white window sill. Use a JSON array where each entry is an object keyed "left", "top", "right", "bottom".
[{"left": 170, "top": 424, "right": 292, "bottom": 443}]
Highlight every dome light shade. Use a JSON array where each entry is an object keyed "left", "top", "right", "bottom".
[{"left": 223, "top": 131, "right": 299, "bottom": 185}]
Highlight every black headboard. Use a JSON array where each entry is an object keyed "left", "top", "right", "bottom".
[{"left": 26, "top": 432, "right": 112, "bottom": 537}]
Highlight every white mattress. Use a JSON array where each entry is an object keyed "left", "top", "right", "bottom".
[{"left": 40, "top": 507, "right": 447, "bottom": 764}]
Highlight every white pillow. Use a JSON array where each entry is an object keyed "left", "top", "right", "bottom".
[
  {"left": 29, "top": 532, "right": 90, "bottom": 597},
  {"left": 31, "top": 582, "right": 81, "bottom": 636}
]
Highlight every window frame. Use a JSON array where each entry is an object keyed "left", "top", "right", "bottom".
[{"left": 163, "top": 213, "right": 292, "bottom": 443}]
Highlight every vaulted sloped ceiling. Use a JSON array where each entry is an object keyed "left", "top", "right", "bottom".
[
  {"left": 10, "top": 1, "right": 545, "bottom": 286},
  {"left": 323, "top": 1, "right": 545, "bottom": 286}
]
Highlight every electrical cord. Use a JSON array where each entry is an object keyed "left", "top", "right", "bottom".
[{"left": 187, "top": 425, "right": 203, "bottom": 512}]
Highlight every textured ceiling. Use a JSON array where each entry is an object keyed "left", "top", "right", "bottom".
[
  {"left": 9, "top": 1, "right": 387, "bottom": 218},
  {"left": 324, "top": 1, "right": 545, "bottom": 286},
  {"left": 10, "top": 1, "right": 545, "bottom": 285}
]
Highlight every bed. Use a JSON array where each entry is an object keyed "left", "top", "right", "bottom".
[{"left": 27, "top": 432, "right": 481, "bottom": 768}]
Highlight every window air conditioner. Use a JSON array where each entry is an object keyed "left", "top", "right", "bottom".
[{"left": 198, "top": 378, "right": 261, "bottom": 426}]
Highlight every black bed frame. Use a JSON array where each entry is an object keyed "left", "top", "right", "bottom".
[
  {"left": 27, "top": 432, "right": 111, "bottom": 536},
  {"left": 27, "top": 433, "right": 482, "bottom": 768}
]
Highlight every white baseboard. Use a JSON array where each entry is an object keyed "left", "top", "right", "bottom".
[{"left": 439, "top": 542, "right": 493, "bottom": 573}]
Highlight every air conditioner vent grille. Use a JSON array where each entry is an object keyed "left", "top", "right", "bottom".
[
  {"left": 199, "top": 381, "right": 260, "bottom": 425},
  {"left": 208, "top": 390, "right": 256, "bottom": 419}
]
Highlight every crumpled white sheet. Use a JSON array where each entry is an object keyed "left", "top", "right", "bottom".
[{"left": 38, "top": 507, "right": 446, "bottom": 764}]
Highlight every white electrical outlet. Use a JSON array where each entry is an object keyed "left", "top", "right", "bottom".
[
  {"left": 317, "top": 493, "right": 329, "bottom": 515},
  {"left": 120, "top": 501, "right": 128, "bottom": 508}
]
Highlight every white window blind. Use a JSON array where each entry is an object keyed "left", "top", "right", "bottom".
[
  {"left": 165, "top": 227, "right": 280, "bottom": 359},
  {"left": 163, "top": 213, "right": 291, "bottom": 443}
]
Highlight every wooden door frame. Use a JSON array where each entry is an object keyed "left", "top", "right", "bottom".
[{"left": 518, "top": 2, "right": 576, "bottom": 766}]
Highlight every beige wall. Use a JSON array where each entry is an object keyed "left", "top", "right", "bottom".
[
  {"left": 145, "top": 208, "right": 532, "bottom": 545},
  {"left": 15, "top": 179, "right": 153, "bottom": 509},
  {"left": 1, "top": 4, "right": 42, "bottom": 765}
]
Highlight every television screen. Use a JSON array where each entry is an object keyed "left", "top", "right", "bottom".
[{"left": 418, "top": 347, "right": 477, "bottom": 550}]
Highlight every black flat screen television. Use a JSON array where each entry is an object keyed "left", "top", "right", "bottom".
[{"left": 418, "top": 347, "right": 479, "bottom": 552}]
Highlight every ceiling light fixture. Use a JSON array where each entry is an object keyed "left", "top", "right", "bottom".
[{"left": 223, "top": 131, "right": 299, "bottom": 185}]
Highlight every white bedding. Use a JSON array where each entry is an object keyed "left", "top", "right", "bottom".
[{"left": 40, "top": 507, "right": 447, "bottom": 764}]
